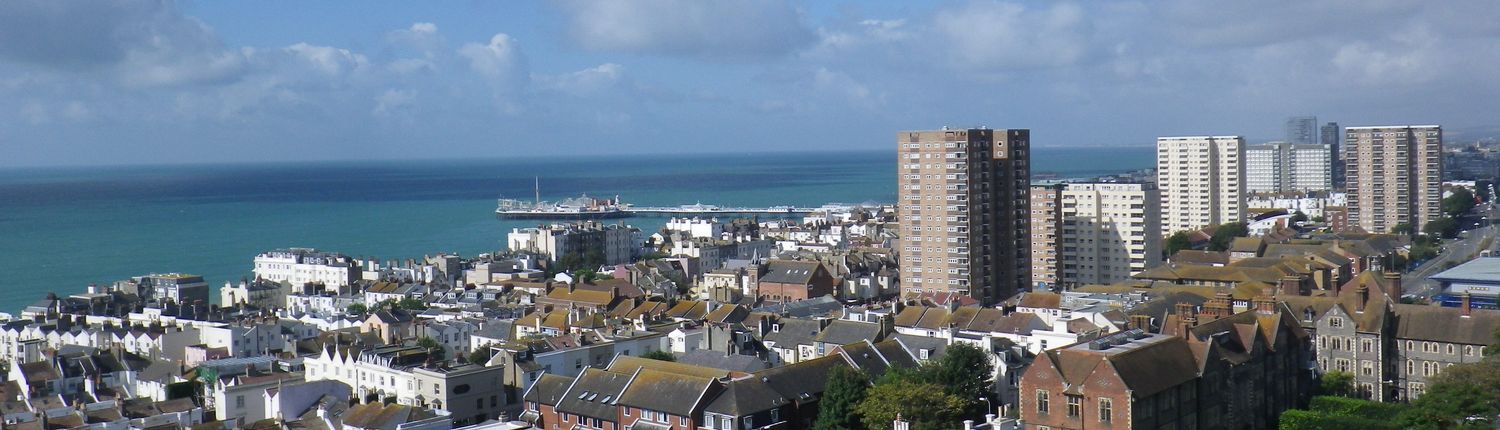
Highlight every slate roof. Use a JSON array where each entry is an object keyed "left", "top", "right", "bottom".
[
  {"left": 758, "top": 261, "right": 824, "bottom": 285},
  {"left": 761, "top": 318, "right": 822, "bottom": 348},
  {"left": 832, "top": 341, "right": 892, "bottom": 376},
  {"left": 676, "top": 351, "right": 769, "bottom": 373},
  {"left": 1394, "top": 304, "right": 1500, "bottom": 346},
  {"left": 751, "top": 355, "right": 850, "bottom": 404},
  {"left": 555, "top": 368, "right": 632, "bottom": 420},
  {"left": 704, "top": 377, "right": 790, "bottom": 416},
  {"left": 814, "top": 320, "right": 883, "bottom": 346},
  {"left": 524, "top": 373, "right": 574, "bottom": 406},
  {"left": 616, "top": 369, "right": 715, "bottom": 417}
]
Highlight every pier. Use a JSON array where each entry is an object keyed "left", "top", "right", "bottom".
[{"left": 624, "top": 204, "right": 812, "bottom": 216}]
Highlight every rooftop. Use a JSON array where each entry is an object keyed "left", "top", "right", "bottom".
[{"left": 1431, "top": 257, "right": 1500, "bottom": 284}]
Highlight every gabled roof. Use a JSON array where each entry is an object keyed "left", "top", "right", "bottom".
[
  {"left": 1394, "top": 304, "right": 1500, "bottom": 346},
  {"left": 666, "top": 301, "right": 710, "bottom": 320},
  {"left": 606, "top": 355, "right": 731, "bottom": 379},
  {"left": 751, "top": 355, "right": 851, "bottom": 405},
  {"left": 705, "top": 304, "right": 750, "bottom": 324},
  {"left": 761, "top": 318, "right": 821, "bottom": 348},
  {"left": 1015, "top": 292, "right": 1062, "bottom": 309},
  {"left": 523, "top": 373, "right": 573, "bottom": 406},
  {"left": 1042, "top": 334, "right": 1200, "bottom": 398},
  {"left": 555, "top": 368, "right": 632, "bottom": 420},
  {"left": 1170, "top": 250, "right": 1230, "bottom": 266},
  {"left": 814, "top": 320, "right": 883, "bottom": 346},
  {"left": 704, "top": 376, "right": 790, "bottom": 416},
  {"left": 616, "top": 369, "right": 715, "bottom": 417},
  {"left": 758, "top": 261, "right": 825, "bottom": 285}
]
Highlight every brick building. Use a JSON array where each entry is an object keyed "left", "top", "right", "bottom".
[{"left": 1020, "top": 299, "right": 1309, "bottom": 429}]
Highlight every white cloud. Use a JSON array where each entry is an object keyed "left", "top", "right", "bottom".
[
  {"left": 536, "top": 63, "right": 624, "bottom": 95},
  {"left": 557, "top": 0, "right": 815, "bottom": 59},
  {"left": 373, "top": 89, "right": 417, "bottom": 116},
  {"left": 284, "top": 43, "right": 369, "bottom": 76},
  {"left": 933, "top": 2, "right": 1088, "bottom": 71},
  {"left": 459, "top": 34, "right": 525, "bottom": 80}
]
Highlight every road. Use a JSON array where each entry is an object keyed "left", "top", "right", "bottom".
[{"left": 1404, "top": 201, "right": 1500, "bottom": 298}]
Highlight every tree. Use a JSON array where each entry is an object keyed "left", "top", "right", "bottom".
[
  {"left": 1165, "top": 232, "right": 1193, "bottom": 257},
  {"left": 1319, "top": 371, "right": 1356, "bottom": 397},
  {"left": 1207, "top": 222, "right": 1249, "bottom": 251},
  {"left": 855, "top": 377, "right": 968, "bottom": 430},
  {"left": 1397, "top": 382, "right": 1496, "bottom": 429},
  {"left": 1425, "top": 217, "right": 1460, "bottom": 239},
  {"left": 813, "top": 367, "right": 869, "bottom": 430},
  {"left": 417, "top": 337, "right": 446, "bottom": 361},
  {"left": 397, "top": 297, "right": 428, "bottom": 311},
  {"left": 1444, "top": 187, "right": 1478, "bottom": 218},
  {"left": 640, "top": 350, "right": 676, "bottom": 362},
  {"left": 922, "top": 343, "right": 993, "bottom": 404},
  {"left": 1391, "top": 222, "right": 1415, "bottom": 236},
  {"left": 1292, "top": 211, "right": 1310, "bottom": 224},
  {"left": 468, "top": 343, "right": 495, "bottom": 365},
  {"left": 346, "top": 303, "right": 369, "bottom": 316}
]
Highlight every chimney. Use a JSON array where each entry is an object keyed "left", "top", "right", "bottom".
[
  {"left": 1279, "top": 276, "right": 1302, "bottom": 296},
  {"left": 1129, "top": 315, "right": 1152, "bottom": 332},
  {"left": 1383, "top": 271, "right": 1402, "bottom": 300},
  {"left": 1253, "top": 297, "right": 1278, "bottom": 315},
  {"left": 1356, "top": 285, "right": 1368, "bottom": 313},
  {"left": 1461, "top": 293, "right": 1472, "bottom": 318},
  {"left": 1175, "top": 302, "right": 1197, "bottom": 338}
]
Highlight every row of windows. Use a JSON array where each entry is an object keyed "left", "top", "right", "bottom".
[{"left": 1034, "top": 390, "right": 1113, "bottom": 423}]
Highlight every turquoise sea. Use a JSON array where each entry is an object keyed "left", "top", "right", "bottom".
[{"left": 0, "top": 147, "right": 1153, "bottom": 313}]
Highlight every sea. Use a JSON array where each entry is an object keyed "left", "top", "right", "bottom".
[{"left": 0, "top": 147, "right": 1154, "bottom": 313}]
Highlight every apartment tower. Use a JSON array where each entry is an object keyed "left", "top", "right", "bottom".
[
  {"left": 1246, "top": 142, "right": 1332, "bottom": 193},
  {"left": 1157, "top": 136, "right": 1246, "bottom": 236},
  {"left": 1322, "top": 122, "right": 1342, "bottom": 187},
  {"left": 1029, "top": 185, "right": 1062, "bottom": 291},
  {"left": 898, "top": 128, "right": 1030, "bottom": 304},
  {"left": 1060, "top": 183, "right": 1163, "bottom": 287},
  {"left": 1345, "top": 125, "right": 1443, "bottom": 234}
]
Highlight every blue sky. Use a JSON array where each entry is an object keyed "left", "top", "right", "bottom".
[{"left": 3, "top": 0, "right": 1499, "bottom": 167}]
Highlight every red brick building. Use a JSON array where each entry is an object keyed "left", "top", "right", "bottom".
[
  {"left": 1020, "top": 300, "right": 1309, "bottom": 429},
  {"left": 755, "top": 260, "right": 836, "bottom": 302}
]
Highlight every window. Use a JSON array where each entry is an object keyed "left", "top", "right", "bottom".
[
  {"left": 1036, "top": 390, "right": 1050, "bottom": 414},
  {"left": 1447, "top": 344, "right": 1455, "bottom": 355},
  {"left": 236, "top": 395, "right": 245, "bottom": 409},
  {"left": 1362, "top": 339, "right": 1373, "bottom": 352},
  {"left": 1066, "top": 395, "right": 1082, "bottom": 418},
  {"left": 1099, "top": 398, "right": 1112, "bottom": 423},
  {"left": 722, "top": 417, "right": 731, "bottom": 430},
  {"left": 623, "top": 408, "right": 630, "bottom": 417},
  {"left": 1329, "top": 317, "right": 1344, "bottom": 328}
]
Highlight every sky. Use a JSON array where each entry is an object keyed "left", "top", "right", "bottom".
[{"left": 2, "top": 0, "right": 1499, "bottom": 167}]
